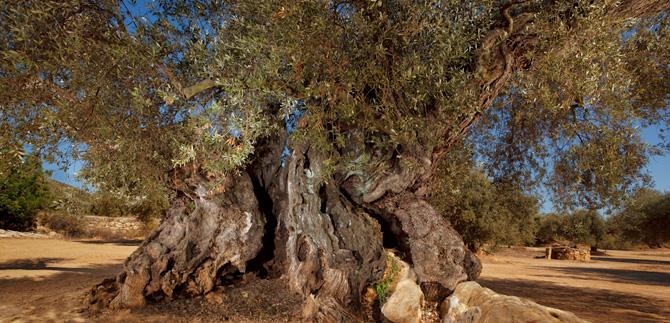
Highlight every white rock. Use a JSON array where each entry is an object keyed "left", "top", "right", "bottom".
[
  {"left": 382, "top": 279, "right": 425, "bottom": 323},
  {"left": 441, "top": 281, "right": 589, "bottom": 323}
]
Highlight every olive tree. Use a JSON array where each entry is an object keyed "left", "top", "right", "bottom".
[{"left": 2, "top": 0, "right": 670, "bottom": 320}]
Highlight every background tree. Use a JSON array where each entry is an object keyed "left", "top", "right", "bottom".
[
  {"left": 431, "top": 144, "right": 539, "bottom": 251},
  {"left": 2, "top": 0, "right": 670, "bottom": 320},
  {"left": 0, "top": 155, "right": 51, "bottom": 230},
  {"left": 562, "top": 209, "right": 607, "bottom": 247},
  {"left": 536, "top": 210, "right": 607, "bottom": 247},
  {"left": 609, "top": 188, "right": 670, "bottom": 247},
  {"left": 536, "top": 213, "right": 564, "bottom": 245}
]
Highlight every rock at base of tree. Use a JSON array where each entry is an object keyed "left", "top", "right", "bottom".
[
  {"left": 440, "top": 281, "right": 589, "bottom": 323},
  {"left": 381, "top": 279, "right": 425, "bottom": 323}
]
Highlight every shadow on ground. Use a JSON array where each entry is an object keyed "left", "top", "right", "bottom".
[
  {"left": 478, "top": 278, "right": 670, "bottom": 323},
  {"left": 74, "top": 239, "right": 143, "bottom": 246},
  {"left": 593, "top": 256, "right": 670, "bottom": 266},
  {"left": 0, "top": 262, "right": 123, "bottom": 322},
  {"left": 536, "top": 266, "right": 670, "bottom": 287},
  {"left": 0, "top": 258, "right": 71, "bottom": 270}
]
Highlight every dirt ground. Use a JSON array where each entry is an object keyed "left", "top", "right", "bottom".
[
  {"left": 478, "top": 247, "right": 670, "bottom": 323},
  {"left": 1, "top": 239, "right": 669, "bottom": 322}
]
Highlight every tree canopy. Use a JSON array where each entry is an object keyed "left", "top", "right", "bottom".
[{"left": 1, "top": 0, "right": 669, "bottom": 209}]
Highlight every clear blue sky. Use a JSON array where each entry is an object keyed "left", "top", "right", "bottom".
[{"left": 642, "top": 126, "right": 670, "bottom": 192}]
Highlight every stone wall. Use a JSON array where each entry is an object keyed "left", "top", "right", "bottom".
[
  {"left": 84, "top": 215, "right": 144, "bottom": 237},
  {"left": 545, "top": 245, "right": 591, "bottom": 261}
]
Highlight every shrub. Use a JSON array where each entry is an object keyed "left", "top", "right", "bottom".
[
  {"left": 608, "top": 189, "right": 670, "bottom": 248},
  {"left": 431, "top": 149, "right": 540, "bottom": 251},
  {"left": 0, "top": 156, "right": 51, "bottom": 231},
  {"left": 37, "top": 211, "right": 86, "bottom": 238}
]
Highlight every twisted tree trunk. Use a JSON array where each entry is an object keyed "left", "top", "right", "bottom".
[
  {"left": 87, "top": 2, "right": 670, "bottom": 320},
  {"left": 88, "top": 134, "right": 480, "bottom": 321}
]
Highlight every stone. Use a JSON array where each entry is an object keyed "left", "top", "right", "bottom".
[
  {"left": 388, "top": 251, "right": 417, "bottom": 284},
  {"left": 205, "top": 288, "right": 225, "bottom": 305},
  {"left": 546, "top": 245, "right": 591, "bottom": 261},
  {"left": 441, "top": 282, "right": 589, "bottom": 323},
  {"left": 382, "top": 279, "right": 425, "bottom": 323}
]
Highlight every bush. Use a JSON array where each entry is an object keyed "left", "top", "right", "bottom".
[
  {"left": 37, "top": 211, "right": 86, "bottom": 238},
  {"left": 0, "top": 156, "right": 51, "bottom": 231},
  {"left": 431, "top": 148, "right": 540, "bottom": 251},
  {"left": 536, "top": 210, "right": 606, "bottom": 247},
  {"left": 608, "top": 189, "right": 670, "bottom": 248}
]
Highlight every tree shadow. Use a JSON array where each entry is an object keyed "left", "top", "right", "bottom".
[
  {"left": 478, "top": 278, "right": 670, "bottom": 323},
  {"left": 0, "top": 258, "right": 71, "bottom": 270},
  {"left": 546, "top": 266, "right": 670, "bottom": 287},
  {"left": 0, "top": 262, "right": 124, "bottom": 322},
  {"left": 592, "top": 256, "right": 670, "bottom": 266},
  {"left": 74, "top": 239, "right": 143, "bottom": 246},
  {"left": 0, "top": 257, "right": 104, "bottom": 274}
]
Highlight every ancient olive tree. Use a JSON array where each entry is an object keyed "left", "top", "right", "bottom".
[{"left": 2, "top": 0, "right": 670, "bottom": 321}]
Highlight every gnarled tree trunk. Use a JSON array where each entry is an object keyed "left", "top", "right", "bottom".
[{"left": 88, "top": 134, "right": 481, "bottom": 322}]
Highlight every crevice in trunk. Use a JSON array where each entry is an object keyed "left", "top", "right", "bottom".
[
  {"left": 246, "top": 170, "right": 277, "bottom": 279},
  {"left": 367, "top": 209, "right": 412, "bottom": 264},
  {"left": 338, "top": 184, "right": 412, "bottom": 263},
  {"left": 218, "top": 263, "right": 244, "bottom": 286}
]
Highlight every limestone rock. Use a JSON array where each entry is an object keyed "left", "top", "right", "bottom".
[
  {"left": 205, "top": 287, "right": 225, "bottom": 304},
  {"left": 441, "top": 281, "right": 589, "bottom": 323},
  {"left": 388, "top": 251, "right": 417, "bottom": 284},
  {"left": 382, "top": 279, "right": 425, "bottom": 323}
]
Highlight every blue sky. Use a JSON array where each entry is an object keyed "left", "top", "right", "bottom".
[{"left": 642, "top": 126, "right": 670, "bottom": 192}]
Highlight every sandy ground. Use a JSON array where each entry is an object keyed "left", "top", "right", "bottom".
[
  {"left": 478, "top": 247, "right": 670, "bottom": 323},
  {"left": 0, "top": 238, "right": 137, "bottom": 322},
  {"left": 0, "top": 238, "right": 301, "bottom": 323},
  {"left": 1, "top": 238, "right": 669, "bottom": 322}
]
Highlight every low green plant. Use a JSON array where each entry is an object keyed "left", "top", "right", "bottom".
[{"left": 373, "top": 254, "right": 399, "bottom": 304}]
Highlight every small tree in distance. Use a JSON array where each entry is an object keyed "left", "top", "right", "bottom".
[{"left": 0, "top": 155, "right": 51, "bottom": 231}]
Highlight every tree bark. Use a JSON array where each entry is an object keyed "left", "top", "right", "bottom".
[
  {"left": 88, "top": 167, "right": 266, "bottom": 310},
  {"left": 88, "top": 134, "right": 480, "bottom": 322}
]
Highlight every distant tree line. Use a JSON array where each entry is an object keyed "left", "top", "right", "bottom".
[{"left": 431, "top": 146, "right": 669, "bottom": 251}]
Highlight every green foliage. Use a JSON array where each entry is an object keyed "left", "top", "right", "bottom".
[
  {"left": 48, "top": 180, "right": 94, "bottom": 216},
  {"left": 373, "top": 253, "right": 399, "bottom": 304},
  {"left": 536, "top": 210, "right": 607, "bottom": 247},
  {"left": 475, "top": 11, "right": 670, "bottom": 209},
  {"left": 0, "top": 0, "right": 669, "bottom": 214},
  {"left": 608, "top": 189, "right": 670, "bottom": 247},
  {"left": 431, "top": 144, "right": 540, "bottom": 251},
  {"left": 0, "top": 156, "right": 51, "bottom": 230}
]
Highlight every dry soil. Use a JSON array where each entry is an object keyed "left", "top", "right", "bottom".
[{"left": 1, "top": 238, "right": 668, "bottom": 322}]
